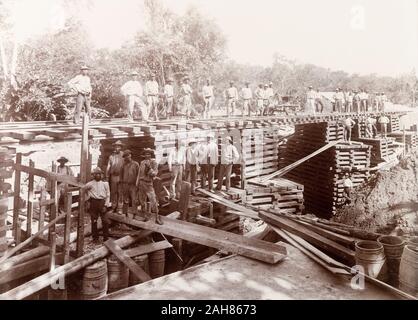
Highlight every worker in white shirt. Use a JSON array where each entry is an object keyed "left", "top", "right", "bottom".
[
  {"left": 365, "top": 116, "right": 377, "bottom": 138},
  {"left": 181, "top": 76, "right": 193, "bottom": 119},
  {"left": 345, "top": 90, "right": 353, "bottom": 113},
  {"left": 198, "top": 133, "right": 218, "bottom": 191},
  {"left": 380, "top": 92, "right": 388, "bottom": 112},
  {"left": 55, "top": 156, "right": 75, "bottom": 213},
  {"left": 342, "top": 172, "right": 353, "bottom": 205},
  {"left": 120, "top": 71, "right": 144, "bottom": 122},
  {"left": 202, "top": 79, "right": 214, "bottom": 119},
  {"left": 378, "top": 113, "right": 390, "bottom": 138},
  {"left": 241, "top": 81, "right": 253, "bottom": 117},
  {"left": 265, "top": 82, "right": 274, "bottom": 115},
  {"left": 359, "top": 89, "right": 368, "bottom": 113},
  {"left": 217, "top": 136, "right": 240, "bottom": 192},
  {"left": 343, "top": 117, "right": 356, "bottom": 143},
  {"left": 372, "top": 92, "right": 380, "bottom": 112},
  {"left": 185, "top": 139, "right": 199, "bottom": 195},
  {"left": 255, "top": 84, "right": 265, "bottom": 116},
  {"left": 333, "top": 88, "right": 344, "bottom": 113},
  {"left": 353, "top": 90, "right": 361, "bottom": 113},
  {"left": 167, "top": 141, "right": 186, "bottom": 199},
  {"left": 164, "top": 78, "right": 175, "bottom": 119},
  {"left": 306, "top": 86, "right": 316, "bottom": 115},
  {"left": 83, "top": 167, "right": 111, "bottom": 243},
  {"left": 106, "top": 140, "right": 124, "bottom": 213},
  {"left": 145, "top": 74, "right": 159, "bottom": 121},
  {"left": 315, "top": 89, "right": 324, "bottom": 113},
  {"left": 68, "top": 65, "right": 92, "bottom": 124},
  {"left": 224, "top": 81, "right": 239, "bottom": 117}
]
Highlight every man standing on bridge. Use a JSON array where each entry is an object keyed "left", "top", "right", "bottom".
[
  {"left": 55, "top": 156, "right": 74, "bottom": 213},
  {"left": 163, "top": 78, "right": 175, "bottom": 119},
  {"left": 255, "top": 84, "right": 265, "bottom": 116},
  {"left": 68, "top": 65, "right": 92, "bottom": 124},
  {"left": 333, "top": 88, "right": 344, "bottom": 113},
  {"left": 306, "top": 86, "right": 316, "bottom": 115},
  {"left": 241, "top": 81, "right": 253, "bottom": 117},
  {"left": 343, "top": 117, "right": 356, "bottom": 143},
  {"left": 181, "top": 76, "right": 193, "bottom": 119},
  {"left": 217, "top": 136, "right": 240, "bottom": 192},
  {"left": 202, "top": 79, "right": 214, "bottom": 119},
  {"left": 121, "top": 150, "right": 140, "bottom": 217},
  {"left": 168, "top": 141, "right": 186, "bottom": 199},
  {"left": 353, "top": 90, "right": 361, "bottom": 113},
  {"left": 145, "top": 74, "right": 159, "bottom": 121},
  {"left": 106, "top": 140, "right": 124, "bottom": 213},
  {"left": 378, "top": 113, "right": 390, "bottom": 138},
  {"left": 365, "top": 115, "right": 377, "bottom": 138},
  {"left": 120, "top": 71, "right": 144, "bottom": 122},
  {"left": 137, "top": 148, "right": 162, "bottom": 224},
  {"left": 225, "top": 81, "right": 239, "bottom": 117},
  {"left": 198, "top": 133, "right": 218, "bottom": 191}
]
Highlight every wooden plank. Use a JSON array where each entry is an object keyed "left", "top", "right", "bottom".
[
  {"left": 49, "top": 163, "right": 58, "bottom": 242},
  {"left": 259, "top": 211, "right": 355, "bottom": 264},
  {"left": 63, "top": 191, "right": 72, "bottom": 264},
  {"left": 39, "top": 187, "right": 46, "bottom": 232},
  {"left": 104, "top": 240, "right": 152, "bottom": 283},
  {"left": 107, "top": 212, "right": 287, "bottom": 264},
  {"left": 12, "top": 153, "right": 22, "bottom": 243},
  {"left": 26, "top": 159, "right": 35, "bottom": 239},
  {"left": 0, "top": 245, "right": 50, "bottom": 273},
  {"left": 124, "top": 241, "right": 172, "bottom": 258}
]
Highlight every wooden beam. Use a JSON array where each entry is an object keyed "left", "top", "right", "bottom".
[
  {"left": 108, "top": 212, "right": 287, "bottom": 264},
  {"left": 12, "top": 153, "right": 22, "bottom": 242},
  {"left": 259, "top": 211, "right": 355, "bottom": 264},
  {"left": 259, "top": 140, "right": 341, "bottom": 183},
  {"left": 124, "top": 241, "right": 172, "bottom": 258},
  {"left": 26, "top": 159, "right": 35, "bottom": 239},
  {"left": 0, "top": 246, "right": 50, "bottom": 273},
  {"left": 104, "top": 240, "right": 152, "bottom": 283},
  {"left": 63, "top": 191, "right": 72, "bottom": 264},
  {"left": 0, "top": 211, "right": 180, "bottom": 300}
]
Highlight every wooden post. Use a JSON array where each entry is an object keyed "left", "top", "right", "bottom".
[
  {"left": 63, "top": 190, "right": 72, "bottom": 264},
  {"left": 13, "top": 153, "right": 22, "bottom": 242},
  {"left": 26, "top": 159, "right": 35, "bottom": 239},
  {"left": 39, "top": 187, "right": 46, "bottom": 232},
  {"left": 49, "top": 231, "right": 56, "bottom": 271},
  {"left": 77, "top": 113, "right": 89, "bottom": 257},
  {"left": 49, "top": 163, "right": 57, "bottom": 242}
]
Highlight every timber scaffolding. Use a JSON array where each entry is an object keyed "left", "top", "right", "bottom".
[{"left": 0, "top": 110, "right": 417, "bottom": 300}]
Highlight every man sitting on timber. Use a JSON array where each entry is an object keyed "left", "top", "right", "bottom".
[
  {"left": 121, "top": 149, "right": 140, "bottom": 217},
  {"left": 198, "top": 133, "right": 218, "bottom": 191},
  {"left": 106, "top": 140, "right": 124, "bottom": 213},
  {"left": 343, "top": 172, "right": 353, "bottom": 205},
  {"left": 168, "top": 141, "right": 186, "bottom": 199},
  {"left": 137, "top": 148, "right": 162, "bottom": 225},
  {"left": 56, "top": 156, "right": 74, "bottom": 213},
  {"left": 83, "top": 167, "right": 111, "bottom": 243},
  {"left": 217, "top": 136, "right": 240, "bottom": 192},
  {"left": 343, "top": 117, "right": 356, "bottom": 143},
  {"left": 378, "top": 113, "right": 390, "bottom": 138}
]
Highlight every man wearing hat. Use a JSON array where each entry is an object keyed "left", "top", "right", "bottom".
[
  {"left": 137, "top": 148, "right": 162, "bottom": 224},
  {"left": 202, "top": 79, "right": 214, "bottom": 119},
  {"left": 265, "top": 82, "right": 274, "bottom": 115},
  {"left": 306, "top": 86, "right": 316, "bottom": 115},
  {"left": 359, "top": 89, "right": 368, "bottom": 113},
  {"left": 353, "top": 90, "right": 361, "bottom": 113},
  {"left": 240, "top": 81, "right": 253, "bottom": 117},
  {"left": 224, "top": 81, "right": 239, "bottom": 117},
  {"left": 68, "top": 65, "right": 92, "bottom": 124},
  {"left": 145, "top": 74, "right": 159, "bottom": 121},
  {"left": 217, "top": 136, "right": 240, "bottom": 192},
  {"left": 83, "top": 167, "right": 111, "bottom": 242},
  {"left": 55, "top": 156, "right": 75, "bottom": 212},
  {"left": 167, "top": 140, "right": 186, "bottom": 199},
  {"left": 180, "top": 77, "right": 193, "bottom": 119},
  {"left": 198, "top": 132, "right": 218, "bottom": 191},
  {"left": 163, "top": 78, "right": 175, "bottom": 119},
  {"left": 254, "top": 84, "right": 265, "bottom": 116},
  {"left": 121, "top": 71, "right": 144, "bottom": 122},
  {"left": 120, "top": 149, "right": 140, "bottom": 217},
  {"left": 380, "top": 92, "right": 388, "bottom": 112},
  {"left": 185, "top": 139, "right": 199, "bottom": 195},
  {"left": 333, "top": 88, "right": 344, "bottom": 113},
  {"left": 106, "top": 140, "right": 124, "bottom": 213}
]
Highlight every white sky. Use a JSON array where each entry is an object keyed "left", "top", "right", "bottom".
[{"left": 3, "top": 0, "right": 418, "bottom": 77}]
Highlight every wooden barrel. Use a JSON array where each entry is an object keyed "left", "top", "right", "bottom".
[
  {"left": 107, "top": 255, "right": 129, "bottom": 293},
  {"left": 378, "top": 235, "right": 405, "bottom": 287},
  {"left": 129, "top": 255, "right": 150, "bottom": 286},
  {"left": 355, "top": 240, "right": 386, "bottom": 279},
  {"left": 149, "top": 250, "right": 166, "bottom": 279},
  {"left": 81, "top": 259, "right": 108, "bottom": 300},
  {"left": 399, "top": 245, "right": 418, "bottom": 297}
]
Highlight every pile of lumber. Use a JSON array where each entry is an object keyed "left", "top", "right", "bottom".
[
  {"left": 355, "top": 137, "right": 396, "bottom": 166},
  {"left": 245, "top": 177, "right": 304, "bottom": 215},
  {"left": 0, "top": 147, "right": 15, "bottom": 258},
  {"left": 388, "top": 131, "right": 417, "bottom": 152},
  {"left": 352, "top": 118, "right": 367, "bottom": 139},
  {"left": 388, "top": 115, "right": 400, "bottom": 133}
]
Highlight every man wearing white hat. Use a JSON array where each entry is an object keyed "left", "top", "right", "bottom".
[
  {"left": 68, "top": 65, "right": 92, "bottom": 124},
  {"left": 306, "top": 86, "right": 316, "bottom": 115},
  {"left": 240, "top": 81, "right": 253, "bottom": 117},
  {"left": 167, "top": 140, "right": 186, "bottom": 199},
  {"left": 198, "top": 133, "right": 219, "bottom": 191},
  {"left": 55, "top": 156, "right": 75, "bottom": 213},
  {"left": 106, "top": 140, "right": 124, "bottom": 212},
  {"left": 145, "top": 74, "right": 159, "bottom": 121},
  {"left": 83, "top": 167, "right": 111, "bottom": 242},
  {"left": 202, "top": 79, "right": 214, "bottom": 119},
  {"left": 224, "top": 81, "right": 239, "bottom": 117},
  {"left": 185, "top": 139, "right": 199, "bottom": 195},
  {"left": 164, "top": 78, "right": 175, "bottom": 119},
  {"left": 121, "top": 71, "right": 144, "bottom": 122},
  {"left": 217, "top": 136, "right": 239, "bottom": 192},
  {"left": 180, "top": 76, "right": 193, "bottom": 119},
  {"left": 265, "top": 82, "right": 274, "bottom": 115}
]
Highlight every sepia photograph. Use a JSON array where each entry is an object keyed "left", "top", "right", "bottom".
[{"left": 0, "top": 0, "right": 417, "bottom": 306}]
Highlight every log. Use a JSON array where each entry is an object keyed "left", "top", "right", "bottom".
[
  {"left": 0, "top": 211, "right": 180, "bottom": 300},
  {"left": 0, "top": 245, "right": 50, "bottom": 273}
]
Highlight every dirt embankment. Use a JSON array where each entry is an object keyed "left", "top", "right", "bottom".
[{"left": 333, "top": 153, "right": 418, "bottom": 234}]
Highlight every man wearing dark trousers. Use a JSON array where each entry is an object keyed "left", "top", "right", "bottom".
[
  {"left": 121, "top": 149, "right": 140, "bottom": 217},
  {"left": 106, "top": 140, "right": 124, "bottom": 213},
  {"left": 84, "top": 167, "right": 111, "bottom": 243}
]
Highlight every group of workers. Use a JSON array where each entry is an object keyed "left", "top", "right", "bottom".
[
  {"left": 306, "top": 86, "right": 389, "bottom": 115},
  {"left": 341, "top": 113, "right": 390, "bottom": 143}
]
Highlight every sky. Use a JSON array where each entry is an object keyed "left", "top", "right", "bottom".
[{"left": 3, "top": 0, "right": 418, "bottom": 77}]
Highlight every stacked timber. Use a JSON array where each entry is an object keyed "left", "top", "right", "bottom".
[
  {"left": 278, "top": 123, "right": 370, "bottom": 218},
  {"left": 0, "top": 147, "right": 15, "bottom": 257},
  {"left": 352, "top": 117, "right": 367, "bottom": 139},
  {"left": 388, "top": 115, "right": 400, "bottom": 133},
  {"left": 245, "top": 177, "right": 304, "bottom": 215},
  {"left": 355, "top": 137, "right": 396, "bottom": 166},
  {"left": 388, "top": 131, "right": 417, "bottom": 153}
]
